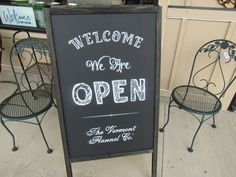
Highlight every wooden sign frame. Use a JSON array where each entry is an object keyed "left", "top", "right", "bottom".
[{"left": 45, "top": 5, "right": 161, "bottom": 177}]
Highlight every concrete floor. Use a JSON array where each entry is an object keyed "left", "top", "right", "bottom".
[{"left": 0, "top": 75, "right": 236, "bottom": 177}]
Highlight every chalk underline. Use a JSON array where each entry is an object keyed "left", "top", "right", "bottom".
[{"left": 82, "top": 112, "right": 140, "bottom": 119}]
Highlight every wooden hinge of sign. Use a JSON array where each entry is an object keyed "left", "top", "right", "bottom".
[{"left": 218, "top": 0, "right": 236, "bottom": 8}]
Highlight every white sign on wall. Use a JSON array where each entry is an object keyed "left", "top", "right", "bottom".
[{"left": 0, "top": 5, "right": 37, "bottom": 27}]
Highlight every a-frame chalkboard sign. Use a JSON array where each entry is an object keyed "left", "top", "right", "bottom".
[{"left": 45, "top": 5, "right": 161, "bottom": 177}]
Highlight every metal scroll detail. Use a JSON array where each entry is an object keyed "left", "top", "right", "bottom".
[
  {"left": 218, "top": 0, "right": 236, "bottom": 8},
  {"left": 11, "top": 38, "right": 52, "bottom": 91},
  {"left": 191, "top": 40, "right": 236, "bottom": 96}
]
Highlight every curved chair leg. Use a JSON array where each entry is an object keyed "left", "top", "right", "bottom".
[
  {"left": 160, "top": 96, "right": 173, "bottom": 132},
  {"left": 0, "top": 118, "right": 18, "bottom": 151},
  {"left": 188, "top": 116, "right": 204, "bottom": 152},
  {"left": 35, "top": 117, "right": 53, "bottom": 154},
  {"left": 211, "top": 115, "right": 216, "bottom": 128}
]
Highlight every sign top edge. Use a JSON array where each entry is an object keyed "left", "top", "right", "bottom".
[{"left": 46, "top": 5, "right": 160, "bottom": 14}]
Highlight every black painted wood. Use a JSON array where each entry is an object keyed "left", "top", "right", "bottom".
[
  {"left": 45, "top": 5, "right": 161, "bottom": 177},
  {"left": 45, "top": 8, "right": 74, "bottom": 177}
]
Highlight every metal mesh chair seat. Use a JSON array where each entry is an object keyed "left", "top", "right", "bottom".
[
  {"left": 0, "top": 90, "right": 52, "bottom": 120},
  {"left": 160, "top": 39, "right": 236, "bottom": 153},
  {"left": 172, "top": 85, "right": 222, "bottom": 115},
  {"left": 0, "top": 33, "right": 54, "bottom": 153}
]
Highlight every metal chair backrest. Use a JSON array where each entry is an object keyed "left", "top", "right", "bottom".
[
  {"left": 10, "top": 38, "right": 52, "bottom": 94},
  {"left": 187, "top": 39, "right": 236, "bottom": 99},
  {"left": 13, "top": 30, "right": 31, "bottom": 44}
]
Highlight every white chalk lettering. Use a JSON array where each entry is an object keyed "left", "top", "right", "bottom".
[
  {"left": 86, "top": 56, "right": 106, "bottom": 71},
  {"left": 93, "top": 81, "right": 110, "bottom": 105},
  {"left": 109, "top": 57, "right": 131, "bottom": 73},
  {"left": 112, "top": 80, "right": 128, "bottom": 104},
  {"left": 87, "top": 125, "right": 137, "bottom": 145},
  {"left": 122, "top": 133, "right": 133, "bottom": 141},
  {"left": 103, "top": 30, "right": 111, "bottom": 42},
  {"left": 89, "top": 136, "right": 120, "bottom": 145},
  {"left": 82, "top": 32, "right": 94, "bottom": 45},
  {"left": 130, "top": 79, "right": 146, "bottom": 102},
  {"left": 121, "top": 32, "right": 134, "bottom": 45},
  {"left": 72, "top": 83, "right": 92, "bottom": 106},
  {"left": 112, "top": 30, "right": 121, "bottom": 42},
  {"left": 86, "top": 56, "right": 131, "bottom": 73},
  {"left": 68, "top": 30, "right": 144, "bottom": 50},
  {"left": 92, "top": 31, "right": 103, "bottom": 43},
  {"left": 133, "top": 36, "right": 144, "bottom": 48},
  {"left": 72, "top": 79, "right": 146, "bottom": 106},
  {"left": 68, "top": 36, "right": 84, "bottom": 49},
  {"left": 105, "top": 125, "right": 137, "bottom": 134},
  {"left": 86, "top": 127, "right": 104, "bottom": 136}
]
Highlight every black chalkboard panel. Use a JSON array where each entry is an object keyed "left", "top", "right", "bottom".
[{"left": 46, "top": 6, "right": 160, "bottom": 162}]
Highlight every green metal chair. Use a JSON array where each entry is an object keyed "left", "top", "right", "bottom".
[
  {"left": 12, "top": 30, "right": 54, "bottom": 97},
  {"left": 0, "top": 37, "right": 55, "bottom": 153},
  {"left": 160, "top": 39, "right": 236, "bottom": 152}
]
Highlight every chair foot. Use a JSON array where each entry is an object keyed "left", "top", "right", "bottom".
[
  {"left": 47, "top": 149, "right": 53, "bottom": 154},
  {"left": 211, "top": 124, "right": 216, "bottom": 128},
  {"left": 159, "top": 128, "right": 165, "bottom": 132},
  {"left": 187, "top": 147, "right": 193, "bottom": 152},
  {"left": 12, "top": 147, "right": 18, "bottom": 152}
]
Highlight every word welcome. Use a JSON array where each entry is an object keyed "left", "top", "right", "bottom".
[
  {"left": 3, "top": 8, "right": 32, "bottom": 25},
  {"left": 68, "top": 30, "right": 144, "bottom": 51},
  {"left": 86, "top": 56, "right": 131, "bottom": 73},
  {"left": 72, "top": 79, "right": 146, "bottom": 106}
]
